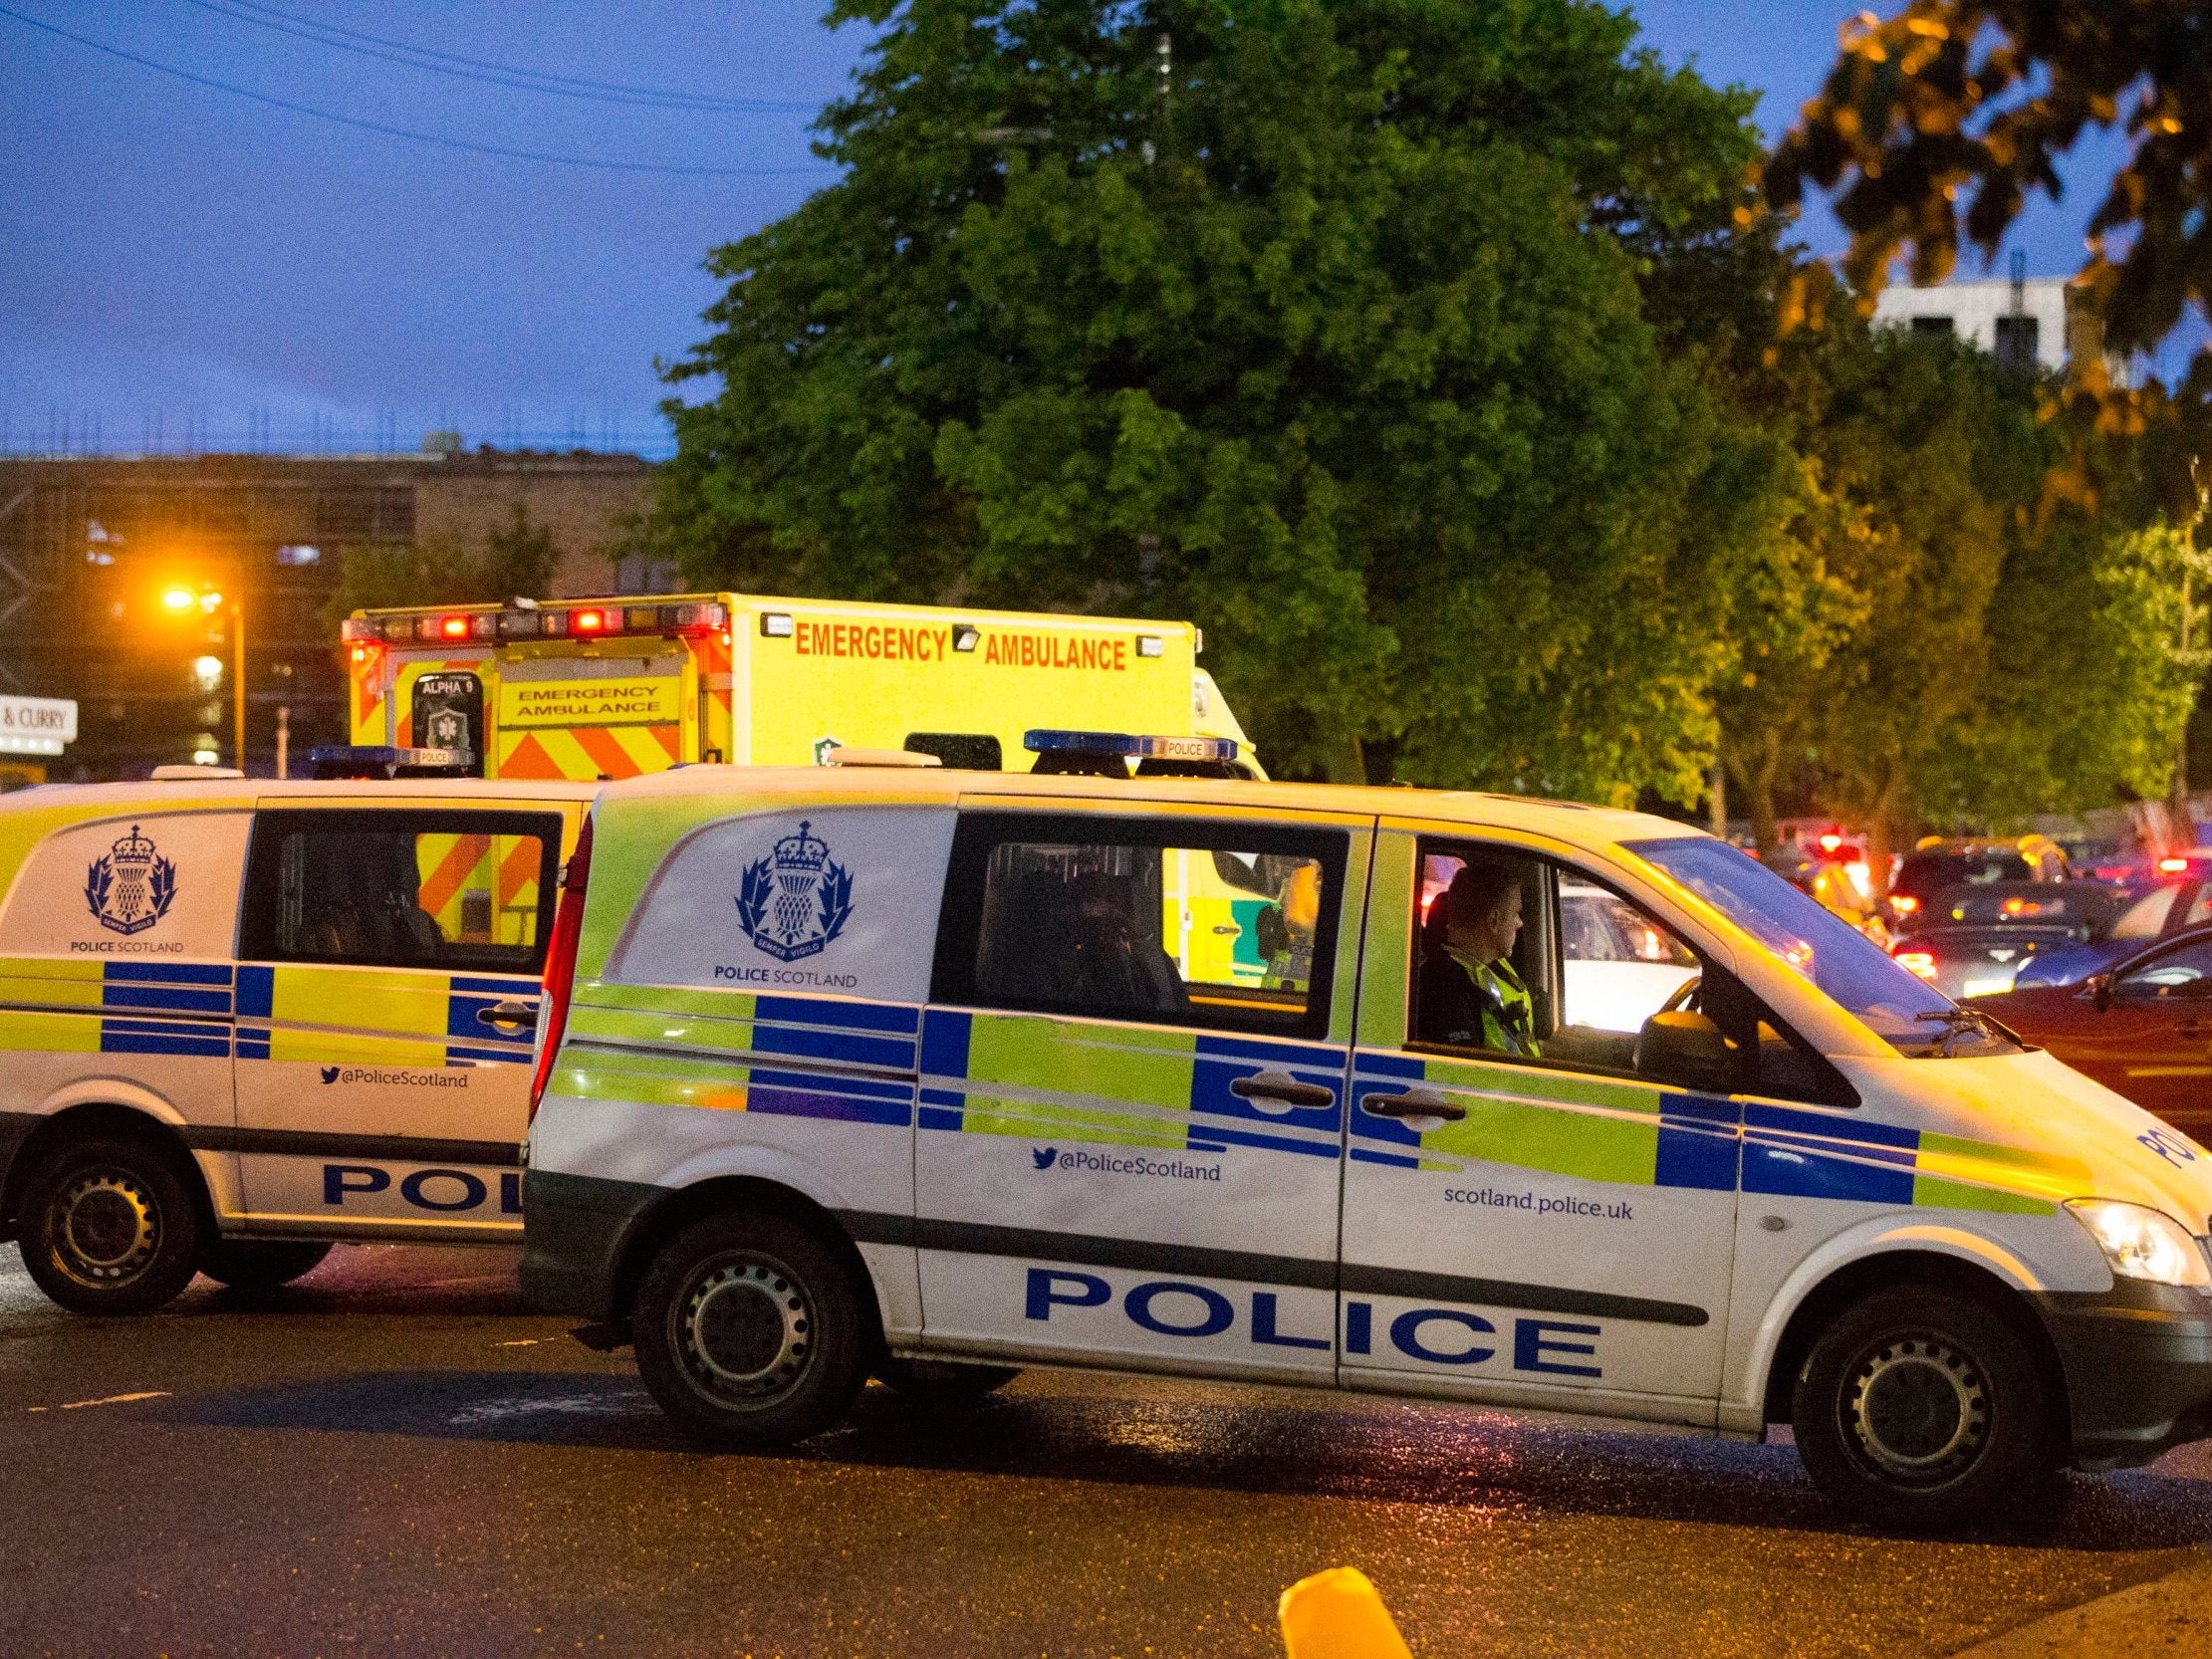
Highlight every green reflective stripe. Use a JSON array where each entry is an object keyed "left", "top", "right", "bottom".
[
  {"left": 566, "top": 1001, "right": 757, "bottom": 1055},
  {"left": 1911, "top": 1131, "right": 2080, "bottom": 1215},
  {"left": 558, "top": 1045, "right": 753, "bottom": 1111},
  {"left": 1411, "top": 1058, "right": 1660, "bottom": 1185},
  {"left": 960, "top": 1016, "right": 1196, "bottom": 1145},
  {"left": 0, "top": 959, "right": 104, "bottom": 1010},
  {"left": 0, "top": 1008, "right": 102, "bottom": 1054},
  {"left": 1357, "top": 834, "right": 1415, "bottom": 1051},
  {"left": 574, "top": 982, "right": 759, "bottom": 1023},
  {"left": 1329, "top": 830, "right": 1373, "bottom": 1047}
]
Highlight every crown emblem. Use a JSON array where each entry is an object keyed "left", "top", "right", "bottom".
[
  {"left": 737, "top": 820, "right": 854, "bottom": 963},
  {"left": 85, "top": 823, "right": 179, "bottom": 937}
]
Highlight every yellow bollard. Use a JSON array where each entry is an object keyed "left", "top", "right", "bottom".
[{"left": 1278, "top": 1566, "right": 1415, "bottom": 1659}]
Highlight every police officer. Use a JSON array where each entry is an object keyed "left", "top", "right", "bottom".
[{"left": 1419, "top": 860, "right": 1539, "bottom": 1057}]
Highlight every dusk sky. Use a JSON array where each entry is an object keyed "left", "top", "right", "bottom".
[{"left": 0, "top": 1, "right": 2170, "bottom": 459}]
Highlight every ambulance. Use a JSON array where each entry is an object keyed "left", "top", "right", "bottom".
[
  {"left": 343, "top": 592, "right": 1257, "bottom": 781},
  {"left": 0, "top": 763, "right": 594, "bottom": 1313},
  {"left": 520, "top": 735, "right": 2212, "bottom": 1530}
]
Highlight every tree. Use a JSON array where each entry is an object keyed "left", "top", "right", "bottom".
[
  {"left": 647, "top": 0, "right": 1789, "bottom": 798},
  {"left": 1762, "top": 0, "right": 2212, "bottom": 493},
  {"left": 334, "top": 505, "right": 560, "bottom": 620}
]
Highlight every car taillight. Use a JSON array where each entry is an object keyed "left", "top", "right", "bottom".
[
  {"left": 1894, "top": 949, "right": 1938, "bottom": 983},
  {"left": 529, "top": 815, "right": 593, "bottom": 1121}
]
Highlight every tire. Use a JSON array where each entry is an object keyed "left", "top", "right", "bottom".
[
  {"left": 200, "top": 1240, "right": 333, "bottom": 1290},
  {"left": 632, "top": 1210, "right": 871, "bottom": 1448},
  {"left": 16, "top": 1133, "right": 205, "bottom": 1315},
  {"left": 1792, "top": 1284, "right": 2064, "bottom": 1532},
  {"left": 877, "top": 1356, "right": 1021, "bottom": 1405}
]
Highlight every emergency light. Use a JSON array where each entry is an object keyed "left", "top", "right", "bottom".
[
  {"left": 1024, "top": 730, "right": 1243, "bottom": 779},
  {"left": 307, "top": 745, "right": 478, "bottom": 780},
  {"left": 342, "top": 601, "right": 730, "bottom": 647}
]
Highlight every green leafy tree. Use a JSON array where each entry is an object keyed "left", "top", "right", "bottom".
[
  {"left": 1762, "top": 0, "right": 2212, "bottom": 491},
  {"left": 648, "top": 0, "right": 1785, "bottom": 797}
]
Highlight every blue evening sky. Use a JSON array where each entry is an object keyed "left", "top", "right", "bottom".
[{"left": 0, "top": 1, "right": 2179, "bottom": 457}]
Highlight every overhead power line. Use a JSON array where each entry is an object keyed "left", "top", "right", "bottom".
[
  {"left": 172, "top": 0, "right": 818, "bottom": 115},
  {"left": 0, "top": 4, "right": 834, "bottom": 177}
]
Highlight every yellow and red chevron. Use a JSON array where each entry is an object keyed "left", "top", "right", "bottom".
[{"left": 497, "top": 724, "right": 681, "bottom": 781}]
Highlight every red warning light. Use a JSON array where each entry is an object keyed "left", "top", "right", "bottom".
[
  {"left": 2159, "top": 856, "right": 2191, "bottom": 874},
  {"left": 439, "top": 614, "right": 470, "bottom": 640},
  {"left": 571, "top": 607, "right": 609, "bottom": 634}
]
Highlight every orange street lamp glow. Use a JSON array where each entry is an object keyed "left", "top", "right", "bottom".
[{"left": 159, "top": 586, "right": 198, "bottom": 613}]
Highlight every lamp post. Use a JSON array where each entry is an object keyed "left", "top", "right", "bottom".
[{"left": 160, "top": 582, "right": 245, "bottom": 772}]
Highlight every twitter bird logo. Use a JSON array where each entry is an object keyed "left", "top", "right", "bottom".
[
  {"left": 319, "top": 1066, "right": 341, "bottom": 1084},
  {"left": 1031, "top": 1146, "right": 1058, "bottom": 1171}
]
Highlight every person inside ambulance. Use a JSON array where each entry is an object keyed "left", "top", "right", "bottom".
[{"left": 1418, "top": 859, "right": 1540, "bottom": 1057}]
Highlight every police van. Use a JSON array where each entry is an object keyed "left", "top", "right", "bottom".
[
  {"left": 0, "top": 758, "right": 594, "bottom": 1312},
  {"left": 520, "top": 736, "right": 2212, "bottom": 1529}
]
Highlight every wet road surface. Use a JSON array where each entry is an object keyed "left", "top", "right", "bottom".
[{"left": 2, "top": 1244, "right": 2209, "bottom": 1657}]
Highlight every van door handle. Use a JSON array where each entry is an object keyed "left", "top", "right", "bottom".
[
  {"left": 476, "top": 1001, "right": 538, "bottom": 1032},
  {"left": 1229, "top": 1071, "right": 1335, "bottom": 1111},
  {"left": 1361, "top": 1088, "right": 1467, "bottom": 1122}
]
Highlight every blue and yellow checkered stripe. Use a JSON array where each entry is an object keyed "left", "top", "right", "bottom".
[
  {"left": 917, "top": 1009, "right": 1347, "bottom": 1160},
  {"left": 561, "top": 988, "right": 920, "bottom": 1127},
  {"left": 1348, "top": 1050, "right": 2084, "bottom": 1215},
  {"left": 0, "top": 957, "right": 538, "bottom": 1066}
]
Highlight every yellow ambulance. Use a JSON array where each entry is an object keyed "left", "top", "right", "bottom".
[{"left": 343, "top": 592, "right": 1259, "bottom": 783}]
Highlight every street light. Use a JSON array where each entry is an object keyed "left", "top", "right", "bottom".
[{"left": 155, "top": 580, "right": 244, "bottom": 771}]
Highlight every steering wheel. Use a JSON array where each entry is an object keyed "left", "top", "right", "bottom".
[{"left": 1658, "top": 974, "right": 1702, "bottom": 1016}]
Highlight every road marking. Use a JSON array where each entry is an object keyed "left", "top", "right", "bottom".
[
  {"left": 495, "top": 1338, "right": 541, "bottom": 1347},
  {"left": 55, "top": 1391, "right": 170, "bottom": 1411}
]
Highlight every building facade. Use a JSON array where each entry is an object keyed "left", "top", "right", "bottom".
[
  {"left": 0, "top": 448, "right": 657, "bottom": 780},
  {"left": 1870, "top": 272, "right": 2106, "bottom": 374}
]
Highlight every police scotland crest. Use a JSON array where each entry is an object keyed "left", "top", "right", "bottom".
[
  {"left": 737, "top": 821, "right": 854, "bottom": 962},
  {"left": 85, "top": 823, "right": 177, "bottom": 936}
]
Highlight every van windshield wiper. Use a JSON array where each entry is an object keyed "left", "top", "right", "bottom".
[{"left": 1914, "top": 1006, "right": 2017, "bottom": 1057}]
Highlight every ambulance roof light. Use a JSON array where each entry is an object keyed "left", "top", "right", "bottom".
[
  {"left": 761, "top": 611, "right": 795, "bottom": 638},
  {"left": 951, "top": 623, "right": 980, "bottom": 652},
  {"left": 307, "top": 745, "right": 478, "bottom": 780},
  {"left": 1135, "top": 634, "right": 1164, "bottom": 658},
  {"left": 571, "top": 607, "right": 609, "bottom": 634}
]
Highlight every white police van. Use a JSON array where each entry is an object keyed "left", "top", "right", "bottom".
[
  {"left": 521, "top": 736, "right": 2212, "bottom": 1529},
  {"left": 0, "top": 751, "right": 594, "bottom": 1312}
]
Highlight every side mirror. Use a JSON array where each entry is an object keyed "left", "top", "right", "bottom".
[
  {"left": 1635, "top": 1009, "right": 1735, "bottom": 1093},
  {"left": 2089, "top": 973, "right": 2114, "bottom": 1012}
]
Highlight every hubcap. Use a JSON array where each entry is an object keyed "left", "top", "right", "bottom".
[
  {"left": 676, "top": 1256, "right": 813, "bottom": 1402},
  {"left": 54, "top": 1170, "right": 159, "bottom": 1284},
  {"left": 1845, "top": 1332, "right": 1990, "bottom": 1486}
]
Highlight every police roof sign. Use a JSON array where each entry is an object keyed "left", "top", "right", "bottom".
[{"left": 0, "top": 696, "right": 77, "bottom": 758}]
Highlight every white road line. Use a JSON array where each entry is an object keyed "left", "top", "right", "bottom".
[{"left": 54, "top": 1391, "right": 170, "bottom": 1411}]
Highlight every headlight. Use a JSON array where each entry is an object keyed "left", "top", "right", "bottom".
[{"left": 2065, "top": 1199, "right": 2212, "bottom": 1288}]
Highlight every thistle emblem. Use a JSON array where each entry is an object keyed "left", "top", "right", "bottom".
[
  {"left": 736, "top": 820, "right": 854, "bottom": 962},
  {"left": 85, "top": 824, "right": 177, "bottom": 937}
]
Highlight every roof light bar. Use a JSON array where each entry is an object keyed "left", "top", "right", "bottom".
[
  {"left": 349, "top": 601, "right": 731, "bottom": 646},
  {"left": 307, "top": 745, "right": 478, "bottom": 780},
  {"left": 1024, "top": 730, "right": 1239, "bottom": 762}
]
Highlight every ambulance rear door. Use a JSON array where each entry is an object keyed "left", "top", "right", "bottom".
[{"left": 231, "top": 801, "right": 566, "bottom": 1237}]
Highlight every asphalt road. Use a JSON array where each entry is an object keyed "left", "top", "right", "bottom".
[{"left": 2, "top": 1245, "right": 2210, "bottom": 1659}]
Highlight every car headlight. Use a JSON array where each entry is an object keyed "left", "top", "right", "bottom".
[{"left": 2065, "top": 1199, "right": 2212, "bottom": 1288}]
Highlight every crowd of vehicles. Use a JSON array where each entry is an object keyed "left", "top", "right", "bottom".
[{"left": 2, "top": 600, "right": 2211, "bottom": 1535}]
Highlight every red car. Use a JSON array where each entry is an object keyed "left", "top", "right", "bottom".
[{"left": 1970, "top": 923, "right": 2212, "bottom": 1142}]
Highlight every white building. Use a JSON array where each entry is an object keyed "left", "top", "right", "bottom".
[{"left": 1870, "top": 271, "right": 2094, "bottom": 373}]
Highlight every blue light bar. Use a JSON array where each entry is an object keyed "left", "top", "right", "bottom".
[
  {"left": 1024, "top": 730, "right": 1239, "bottom": 762},
  {"left": 307, "top": 745, "right": 477, "bottom": 780}
]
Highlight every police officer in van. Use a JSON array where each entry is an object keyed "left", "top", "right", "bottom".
[{"left": 1419, "top": 860, "right": 1540, "bottom": 1058}]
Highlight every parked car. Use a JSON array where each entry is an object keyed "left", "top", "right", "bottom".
[
  {"left": 2013, "top": 877, "right": 2212, "bottom": 988},
  {"left": 1889, "top": 880, "right": 2127, "bottom": 999},
  {"left": 1888, "top": 835, "right": 2069, "bottom": 931},
  {"left": 1969, "top": 924, "right": 2212, "bottom": 1142}
]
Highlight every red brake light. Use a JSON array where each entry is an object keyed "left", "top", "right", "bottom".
[
  {"left": 1889, "top": 894, "right": 1919, "bottom": 915},
  {"left": 530, "top": 815, "right": 593, "bottom": 1121},
  {"left": 439, "top": 614, "right": 470, "bottom": 640},
  {"left": 571, "top": 607, "right": 608, "bottom": 634},
  {"left": 2160, "top": 856, "right": 2191, "bottom": 874},
  {"left": 1818, "top": 833, "right": 1843, "bottom": 853}
]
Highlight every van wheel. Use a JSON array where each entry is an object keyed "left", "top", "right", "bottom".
[
  {"left": 877, "top": 1356, "right": 1021, "bottom": 1405},
  {"left": 17, "top": 1134, "right": 204, "bottom": 1315},
  {"left": 1793, "top": 1284, "right": 2062, "bottom": 1532},
  {"left": 632, "top": 1211, "right": 869, "bottom": 1448},
  {"left": 201, "top": 1240, "right": 333, "bottom": 1290}
]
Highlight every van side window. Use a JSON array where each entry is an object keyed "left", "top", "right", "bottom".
[
  {"left": 241, "top": 810, "right": 563, "bottom": 974},
  {"left": 934, "top": 813, "right": 1345, "bottom": 1037}
]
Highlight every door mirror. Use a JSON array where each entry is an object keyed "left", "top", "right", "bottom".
[
  {"left": 1634, "top": 1009, "right": 1735, "bottom": 1093},
  {"left": 2089, "top": 973, "right": 2114, "bottom": 1011}
]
